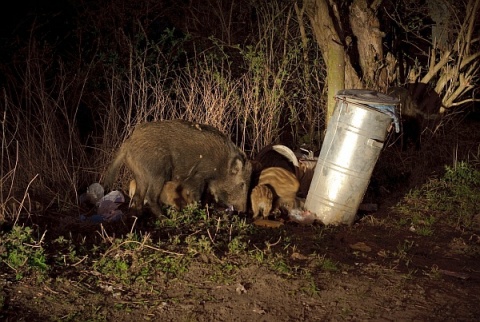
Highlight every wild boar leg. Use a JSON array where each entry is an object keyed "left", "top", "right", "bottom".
[
  {"left": 146, "top": 177, "right": 166, "bottom": 218},
  {"left": 131, "top": 175, "right": 148, "bottom": 214}
]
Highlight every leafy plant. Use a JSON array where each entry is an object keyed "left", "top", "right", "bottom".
[
  {"left": 93, "top": 232, "right": 188, "bottom": 288},
  {"left": 300, "top": 270, "right": 321, "bottom": 297},
  {"left": 0, "top": 226, "right": 49, "bottom": 281},
  {"left": 394, "top": 239, "right": 415, "bottom": 267},
  {"left": 228, "top": 236, "right": 248, "bottom": 255}
]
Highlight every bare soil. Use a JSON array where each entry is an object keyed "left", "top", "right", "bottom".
[{"left": 1, "top": 117, "right": 480, "bottom": 321}]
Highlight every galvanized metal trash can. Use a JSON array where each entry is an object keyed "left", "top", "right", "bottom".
[{"left": 304, "top": 89, "right": 400, "bottom": 225}]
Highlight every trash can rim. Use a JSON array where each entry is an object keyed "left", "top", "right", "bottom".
[{"left": 335, "top": 89, "right": 400, "bottom": 105}]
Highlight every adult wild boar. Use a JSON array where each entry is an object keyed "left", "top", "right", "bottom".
[
  {"left": 104, "top": 119, "right": 252, "bottom": 217},
  {"left": 387, "top": 86, "right": 441, "bottom": 150}
]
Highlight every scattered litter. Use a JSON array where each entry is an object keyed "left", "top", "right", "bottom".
[
  {"left": 288, "top": 208, "right": 316, "bottom": 225},
  {"left": 79, "top": 183, "right": 126, "bottom": 223},
  {"left": 79, "top": 182, "right": 104, "bottom": 206},
  {"left": 297, "top": 147, "right": 316, "bottom": 160},
  {"left": 99, "top": 189, "right": 125, "bottom": 205}
]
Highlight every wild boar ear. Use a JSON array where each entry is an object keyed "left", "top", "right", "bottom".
[{"left": 230, "top": 158, "right": 243, "bottom": 174}]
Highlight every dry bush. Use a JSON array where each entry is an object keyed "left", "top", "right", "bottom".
[
  {"left": 99, "top": 1, "right": 326, "bottom": 159},
  {"left": 1, "top": 1, "right": 326, "bottom": 220},
  {"left": 235, "top": 1, "right": 325, "bottom": 154},
  {"left": 172, "top": 57, "right": 242, "bottom": 135},
  {"left": 1, "top": 39, "right": 92, "bottom": 208}
]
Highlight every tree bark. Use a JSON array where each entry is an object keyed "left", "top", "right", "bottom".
[
  {"left": 349, "top": 0, "right": 386, "bottom": 89},
  {"left": 304, "top": 0, "right": 350, "bottom": 126},
  {"left": 327, "top": 41, "right": 345, "bottom": 123}
]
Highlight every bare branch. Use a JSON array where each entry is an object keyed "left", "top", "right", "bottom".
[
  {"left": 450, "top": 97, "right": 480, "bottom": 107},
  {"left": 460, "top": 52, "right": 480, "bottom": 69},
  {"left": 443, "top": 73, "right": 475, "bottom": 107},
  {"left": 464, "top": 0, "right": 480, "bottom": 55},
  {"left": 421, "top": 48, "right": 452, "bottom": 84}
]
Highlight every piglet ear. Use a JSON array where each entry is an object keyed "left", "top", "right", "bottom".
[{"left": 250, "top": 160, "right": 263, "bottom": 173}]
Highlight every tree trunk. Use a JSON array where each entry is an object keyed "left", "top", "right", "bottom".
[
  {"left": 305, "top": 0, "right": 390, "bottom": 127},
  {"left": 327, "top": 41, "right": 345, "bottom": 124},
  {"left": 304, "top": 0, "right": 349, "bottom": 126},
  {"left": 349, "top": 0, "right": 387, "bottom": 90}
]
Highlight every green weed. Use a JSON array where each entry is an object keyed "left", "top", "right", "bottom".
[
  {"left": 394, "top": 239, "right": 415, "bottom": 267},
  {"left": 320, "top": 257, "right": 339, "bottom": 272},
  {"left": 270, "top": 255, "right": 292, "bottom": 275},
  {"left": 93, "top": 232, "right": 187, "bottom": 287},
  {"left": 228, "top": 236, "right": 248, "bottom": 255},
  {"left": 415, "top": 226, "right": 434, "bottom": 236},
  {"left": 185, "top": 235, "right": 213, "bottom": 255},
  {"left": 300, "top": 270, "right": 321, "bottom": 297},
  {"left": 0, "top": 225, "right": 49, "bottom": 281}
]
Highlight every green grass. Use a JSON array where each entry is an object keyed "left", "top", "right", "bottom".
[
  {"left": 2, "top": 160, "right": 477, "bottom": 298},
  {"left": 394, "top": 161, "right": 480, "bottom": 230},
  {"left": 0, "top": 226, "right": 49, "bottom": 281},
  {"left": 320, "top": 257, "right": 339, "bottom": 272},
  {"left": 0, "top": 201, "right": 327, "bottom": 295}
]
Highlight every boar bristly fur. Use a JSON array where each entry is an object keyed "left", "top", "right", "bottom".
[{"left": 105, "top": 119, "right": 252, "bottom": 217}]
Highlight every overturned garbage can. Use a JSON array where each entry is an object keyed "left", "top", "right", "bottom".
[{"left": 304, "top": 89, "right": 400, "bottom": 225}]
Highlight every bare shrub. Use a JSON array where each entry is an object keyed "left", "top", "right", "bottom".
[
  {"left": 172, "top": 57, "right": 242, "bottom": 135},
  {"left": 1, "top": 39, "right": 92, "bottom": 205},
  {"left": 239, "top": 2, "right": 325, "bottom": 155},
  {"left": 1, "top": 1, "right": 326, "bottom": 221}
]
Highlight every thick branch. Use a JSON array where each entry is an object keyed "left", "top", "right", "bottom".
[
  {"left": 464, "top": 0, "right": 480, "bottom": 55},
  {"left": 460, "top": 52, "right": 480, "bottom": 69},
  {"left": 434, "top": 64, "right": 457, "bottom": 94},
  {"left": 306, "top": 0, "right": 362, "bottom": 88},
  {"left": 420, "top": 49, "right": 451, "bottom": 84},
  {"left": 305, "top": 0, "right": 335, "bottom": 63},
  {"left": 295, "top": 2, "right": 314, "bottom": 137},
  {"left": 443, "top": 72, "right": 476, "bottom": 108}
]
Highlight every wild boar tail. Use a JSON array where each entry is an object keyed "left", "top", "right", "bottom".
[{"left": 104, "top": 146, "right": 126, "bottom": 191}]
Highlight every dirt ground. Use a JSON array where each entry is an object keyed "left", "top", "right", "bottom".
[
  {"left": 2, "top": 213, "right": 479, "bottom": 321},
  {"left": 1, "top": 117, "right": 480, "bottom": 321}
]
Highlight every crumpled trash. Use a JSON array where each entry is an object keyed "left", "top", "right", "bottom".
[
  {"left": 96, "top": 190, "right": 125, "bottom": 221},
  {"left": 288, "top": 208, "right": 317, "bottom": 225},
  {"left": 79, "top": 182, "right": 104, "bottom": 206},
  {"left": 79, "top": 183, "right": 126, "bottom": 223}
]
